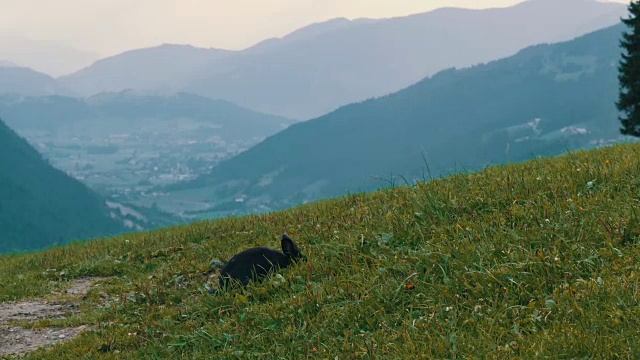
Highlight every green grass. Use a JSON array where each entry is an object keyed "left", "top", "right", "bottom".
[{"left": 2, "top": 143, "right": 640, "bottom": 358}]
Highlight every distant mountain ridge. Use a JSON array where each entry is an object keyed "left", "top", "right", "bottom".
[
  {"left": 0, "top": 60, "right": 17, "bottom": 67},
  {"left": 0, "top": 66, "right": 75, "bottom": 97},
  {"left": 60, "top": 0, "right": 627, "bottom": 119},
  {"left": 0, "top": 118, "right": 126, "bottom": 253},
  {"left": 60, "top": 44, "right": 233, "bottom": 96},
  {"left": 244, "top": 17, "right": 379, "bottom": 55},
  {"left": 168, "top": 23, "right": 627, "bottom": 218},
  {"left": 1, "top": 91, "right": 292, "bottom": 139}
]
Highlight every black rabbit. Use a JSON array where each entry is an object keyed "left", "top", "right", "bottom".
[{"left": 213, "top": 234, "right": 305, "bottom": 293}]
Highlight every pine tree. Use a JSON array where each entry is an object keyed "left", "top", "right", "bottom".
[{"left": 618, "top": 1, "right": 640, "bottom": 136}]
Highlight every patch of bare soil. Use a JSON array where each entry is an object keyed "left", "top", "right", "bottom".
[
  {"left": 0, "top": 301, "right": 78, "bottom": 324},
  {"left": 63, "top": 277, "right": 110, "bottom": 297},
  {"left": 0, "top": 325, "right": 88, "bottom": 357},
  {"left": 0, "top": 277, "right": 111, "bottom": 357}
]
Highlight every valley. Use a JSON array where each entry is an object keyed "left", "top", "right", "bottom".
[
  {"left": 24, "top": 115, "right": 245, "bottom": 215},
  {"left": 0, "top": 92, "right": 292, "bottom": 218}
]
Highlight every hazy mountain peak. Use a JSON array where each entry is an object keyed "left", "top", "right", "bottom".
[
  {"left": 85, "top": 43, "right": 230, "bottom": 67},
  {"left": 526, "top": 0, "right": 589, "bottom": 2},
  {"left": 0, "top": 60, "right": 17, "bottom": 67},
  {"left": 59, "top": 43, "right": 233, "bottom": 95},
  {"left": 282, "top": 17, "right": 367, "bottom": 38},
  {"left": 156, "top": 43, "right": 200, "bottom": 49},
  {"left": 0, "top": 66, "right": 75, "bottom": 97},
  {"left": 0, "top": 34, "right": 101, "bottom": 76},
  {"left": 246, "top": 16, "right": 378, "bottom": 53},
  {"left": 517, "top": 0, "right": 614, "bottom": 7}
]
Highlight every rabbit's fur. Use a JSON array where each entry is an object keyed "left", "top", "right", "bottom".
[{"left": 214, "top": 234, "right": 305, "bottom": 292}]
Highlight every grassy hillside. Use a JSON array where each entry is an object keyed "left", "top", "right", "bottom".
[
  {"left": 0, "top": 118, "right": 126, "bottom": 252},
  {"left": 2, "top": 143, "right": 639, "bottom": 358}
]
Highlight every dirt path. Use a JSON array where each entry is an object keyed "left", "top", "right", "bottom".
[
  {"left": 0, "top": 301, "right": 78, "bottom": 324},
  {"left": 0, "top": 325, "right": 88, "bottom": 357},
  {"left": 0, "top": 277, "right": 110, "bottom": 357}
]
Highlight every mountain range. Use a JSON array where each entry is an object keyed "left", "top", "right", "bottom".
[
  {"left": 167, "top": 23, "right": 627, "bottom": 218},
  {"left": 58, "top": 0, "right": 626, "bottom": 119},
  {"left": 0, "top": 118, "right": 125, "bottom": 253},
  {"left": 1, "top": 91, "right": 291, "bottom": 146}
]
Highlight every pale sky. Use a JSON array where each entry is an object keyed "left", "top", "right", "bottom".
[{"left": 0, "top": 0, "right": 630, "bottom": 56}]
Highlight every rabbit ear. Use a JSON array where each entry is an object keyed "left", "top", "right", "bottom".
[{"left": 281, "top": 234, "right": 301, "bottom": 257}]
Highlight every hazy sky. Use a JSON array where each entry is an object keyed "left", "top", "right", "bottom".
[{"left": 0, "top": 0, "right": 630, "bottom": 56}]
